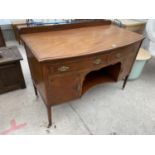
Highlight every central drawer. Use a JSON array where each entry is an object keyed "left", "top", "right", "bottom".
[{"left": 48, "top": 54, "right": 109, "bottom": 74}]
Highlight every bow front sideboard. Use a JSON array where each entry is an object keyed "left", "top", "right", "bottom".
[{"left": 21, "top": 20, "right": 144, "bottom": 127}]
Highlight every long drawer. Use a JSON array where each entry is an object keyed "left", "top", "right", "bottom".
[
  {"left": 47, "top": 45, "right": 135, "bottom": 75},
  {"left": 48, "top": 54, "right": 109, "bottom": 74}
]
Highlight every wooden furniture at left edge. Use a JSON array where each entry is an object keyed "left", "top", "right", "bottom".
[
  {"left": 0, "top": 46, "right": 26, "bottom": 94},
  {"left": 20, "top": 20, "right": 144, "bottom": 127},
  {"left": 0, "top": 27, "right": 6, "bottom": 47}
]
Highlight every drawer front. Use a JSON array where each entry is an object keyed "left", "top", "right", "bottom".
[
  {"left": 92, "top": 54, "right": 108, "bottom": 67},
  {"left": 49, "top": 59, "right": 92, "bottom": 74},
  {"left": 108, "top": 45, "right": 135, "bottom": 63},
  {"left": 48, "top": 54, "right": 109, "bottom": 74}
]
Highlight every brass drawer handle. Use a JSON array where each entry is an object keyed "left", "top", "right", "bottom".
[
  {"left": 58, "top": 66, "right": 70, "bottom": 72},
  {"left": 93, "top": 58, "right": 102, "bottom": 65}
]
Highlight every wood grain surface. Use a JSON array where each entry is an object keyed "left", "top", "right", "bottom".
[{"left": 21, "top": 24, "right": 144, "bottom": 62}]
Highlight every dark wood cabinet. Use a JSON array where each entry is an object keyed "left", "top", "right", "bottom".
[
  {"left": 21, "top": 20, "right": 144, "bottom": 127},
  {"left": 0, "top": 47, "right": 26, "bottom": 94},
  {"left": 0, "top": 28, "right": 6, "bottom": 47}
]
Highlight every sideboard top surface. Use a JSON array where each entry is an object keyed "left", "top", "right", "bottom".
[{"left": 21, "top": 24, "right": 144, "bottom": 62}]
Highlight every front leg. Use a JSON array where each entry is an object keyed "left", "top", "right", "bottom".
[
  {"left": 33, "top": 83, "right": 38, "bottom": 97},
  {"left": 122, "top": 75, "right": 129, "bottom": 90},
  {"left": 46, "top": 105, "right": 52, "bottom": 128}
]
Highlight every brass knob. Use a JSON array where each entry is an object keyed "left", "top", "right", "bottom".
[
  {"left": 58, "top": 66, "right": 70, "bottom": 72},
  {"left": 93, "top": 58, "right": 102, "bottom": 65}
]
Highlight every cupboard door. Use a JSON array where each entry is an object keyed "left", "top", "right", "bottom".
[{"left": 47, "top": 72, "right": 81, "bottom": 105}]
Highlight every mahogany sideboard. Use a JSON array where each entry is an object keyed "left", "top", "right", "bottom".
[{"left": 21, "top": 20, "right": 144, "bottom": 127}]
